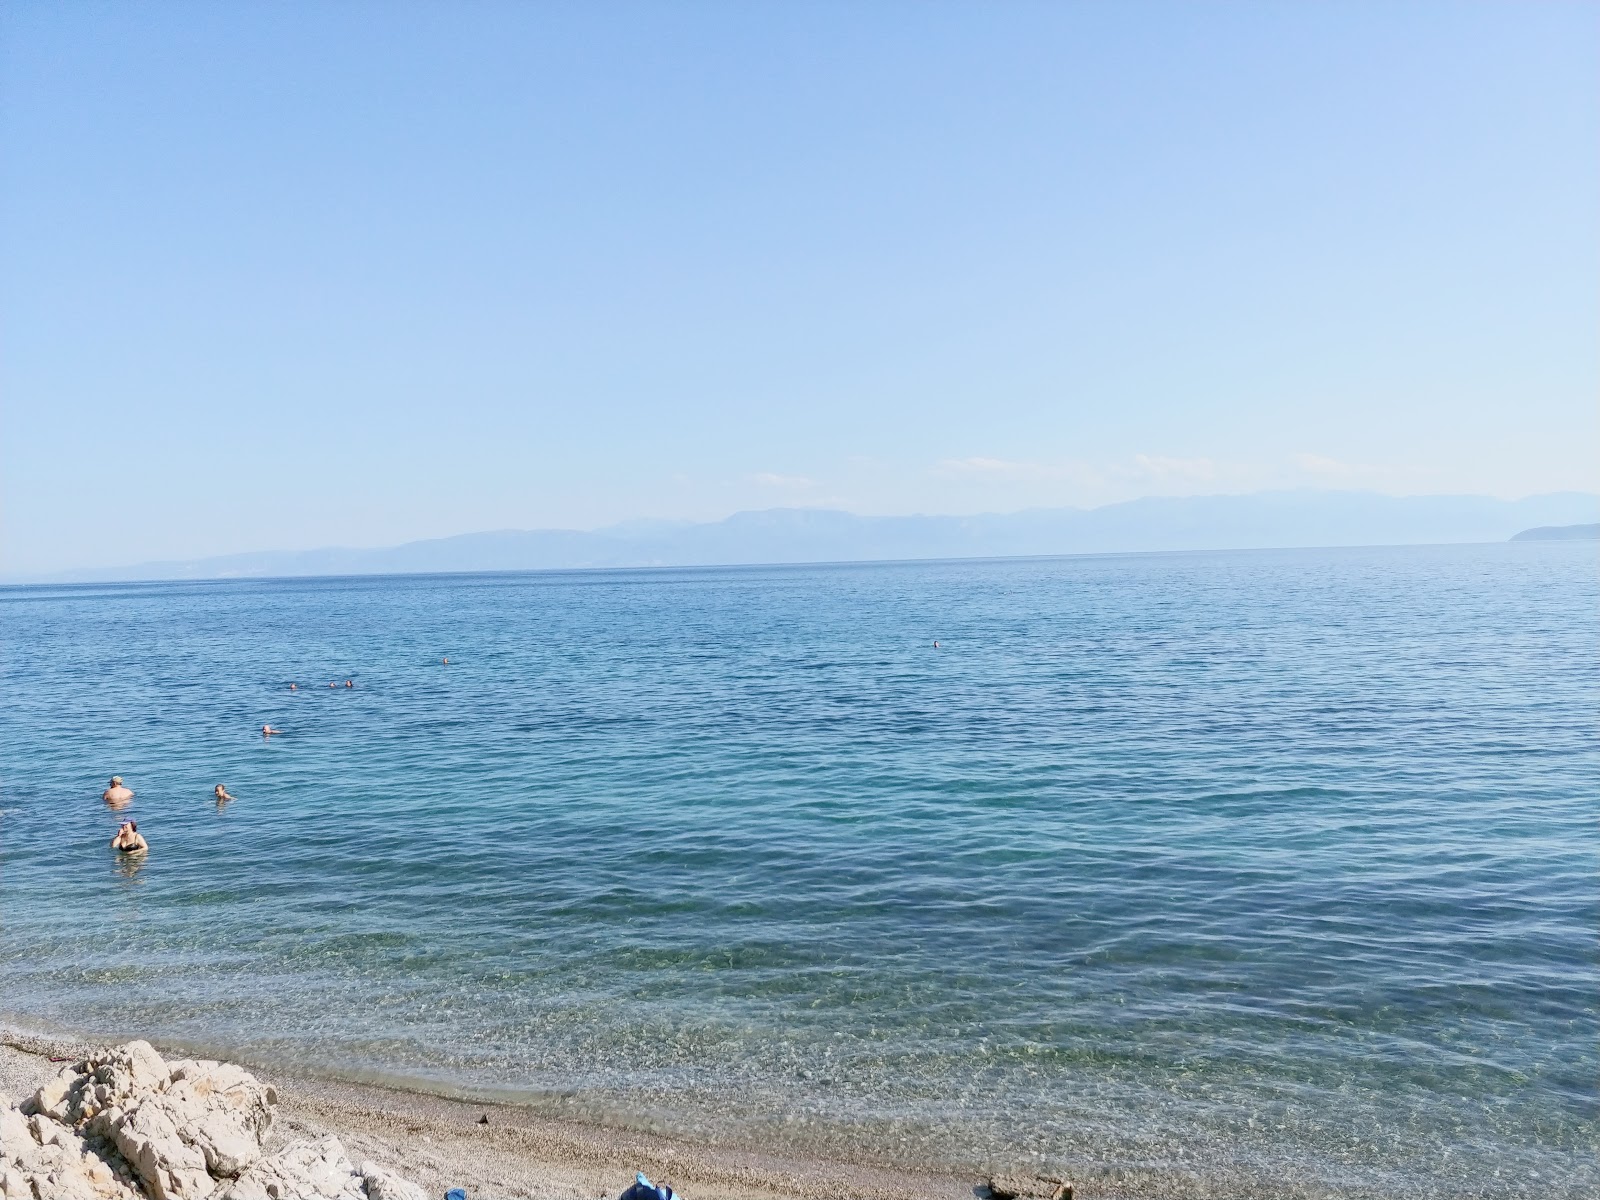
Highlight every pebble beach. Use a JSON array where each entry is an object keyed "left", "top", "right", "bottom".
[{"left": 2, "top": 1029, "right": 1376, "bottom": 1200}]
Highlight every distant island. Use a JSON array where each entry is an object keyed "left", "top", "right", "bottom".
[
  {"left": 9, "top": 489, "right": 1599, "bottom": 584},
  {"left": 1510, "top": 523, "right": 1600, "bottom": 541}
]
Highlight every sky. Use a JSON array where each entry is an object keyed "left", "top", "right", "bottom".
[{"left": 2, "top": 1, "right": 1596, "bottom": 573}]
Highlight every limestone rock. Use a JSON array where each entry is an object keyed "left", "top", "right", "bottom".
[
  {"left": 108, "top": 1093, "right": 214, "bottom": 1199},
  {"left": 4, "top": 1042, "right": 422, "bottom": 1200},
  {"left": 0, "top": 1092, "right": 141, "bottom": 1199},
  {"left": 358, "top": 1159, "right": 429, "bottom": 1200},
  {"left": 217, "top": 1136, "right": 365, "bottom": 1200}
]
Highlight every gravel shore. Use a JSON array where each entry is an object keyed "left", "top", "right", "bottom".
[{"left": 1, "top": 1030, "right": 971, "bottom": 1200}]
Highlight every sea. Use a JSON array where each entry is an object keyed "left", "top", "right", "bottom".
[{"left": 1, "top": 542, "right": 1595, "bottom": 1197}]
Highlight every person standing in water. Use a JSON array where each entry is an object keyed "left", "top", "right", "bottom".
[
  {"left": 110, "top": 821, "right": 147, "bottom": 854},
  {"left": 102, "top": 776, "right": 133, "bottom": 807},
  {"left": 214, "top": 784, "right": 236, "bottom": 807}
]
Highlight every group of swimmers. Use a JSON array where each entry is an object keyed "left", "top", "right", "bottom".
[
  {"left": 103, "top": 777, "right": 237, "bottom": 857},
  {"left": 267, "top": 676, "right": 361, "bottom": 735},
  {"left": 107, "top": 662, "right": 451, "bottom": 855}
]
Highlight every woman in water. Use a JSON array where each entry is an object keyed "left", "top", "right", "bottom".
[{"left": 110, "top": 821, "right": 148, "bottom": 854}]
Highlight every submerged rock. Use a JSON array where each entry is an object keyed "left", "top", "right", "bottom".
[{"left": 1, "top": 1041, "right": 422, "bottom": 1200}]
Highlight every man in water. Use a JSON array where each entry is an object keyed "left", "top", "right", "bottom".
[
  {"left": 214, "top": 784, "right": 236, "bottom": 806},
  {"left": 102, "top": 776, "right": 133, "bottom": 807},
  {"left": 344, "top": 679, "right": 353, "bottom": 688},
  {"left": 262, "top": 724, "right": 283, "bottom": 736},
  {"left": 110, "top": 821, "right": 147, "bottom": 854}
]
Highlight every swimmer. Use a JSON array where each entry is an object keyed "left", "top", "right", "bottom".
[
  {"left": 262, "top": 724, "right": 283, "bottom": 736},
  {"left": 214, "top": 784, "right": 236, "bottom": 805},
  {"left": 933, "top": 641, "right": 940, "bottom": 649},
  {"left": 344, "top": 679, "right": 353, "bottom": 688},
  {"left": 102, "top": 776, "right": 134, "bottom": 806},
  {"left": 442, "top": 657, "right": 449, "bottom": 665},
  {"left": 329, "top": 681, "right": 337, "bottom": 688},
  {"left": 289, "top": 683, "right": 298, "bottom": 691},
  {"left": 110, "top": 821, "right": 147, "bottom": 854}
]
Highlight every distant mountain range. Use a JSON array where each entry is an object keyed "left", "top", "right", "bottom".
[{"left": 13, "top": 490, "right": 1599, "bottom": 584}]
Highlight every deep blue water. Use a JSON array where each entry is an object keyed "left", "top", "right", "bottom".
[{"left": 2, "top": 543, "right": 1596, "bottom": 1196}]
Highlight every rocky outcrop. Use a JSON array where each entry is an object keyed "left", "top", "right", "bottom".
[{"left": 0, "top": 1041, "right": 422, "bottom": 1200}]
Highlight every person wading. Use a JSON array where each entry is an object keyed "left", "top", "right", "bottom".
[{"left": 110, "top": 821, "right": 148, "bottom": 854}]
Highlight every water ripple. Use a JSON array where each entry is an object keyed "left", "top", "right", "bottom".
[{"left": 1, "top": 542, "right": 1596, "bottom": 1196}]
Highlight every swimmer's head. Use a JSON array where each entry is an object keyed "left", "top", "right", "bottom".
[
  {"left": 110, "top": 776, "right": 122, "bottom": 786},
  {"left": 214, "top": 784, "right": 226, "bottom": 796}
]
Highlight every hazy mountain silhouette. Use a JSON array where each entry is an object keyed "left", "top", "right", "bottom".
[
  {"left": 14, "top": 490, "right": 1599, "bottom": 583},
  {"left": 1510, "top": 522, "right": 1600, "bottom": 541}
]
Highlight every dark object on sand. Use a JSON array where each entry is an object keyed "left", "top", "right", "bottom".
[
  {"left": 476, "top": 1114, "right": 489, "bottom": 1125},
  {"left": 974, "top": 1179, "right": 1072, "bottom": 1200},
  {"left": 621, "top": 1172, "right": 682, "bottom": 1200}
]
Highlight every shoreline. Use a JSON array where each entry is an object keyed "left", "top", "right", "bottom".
[
  {"left": 0, "top": 1027, "right": 978, "bottom": 1200},
  {"left": 0, "top": 1023, "right": 1361, "bottom": 1200}
]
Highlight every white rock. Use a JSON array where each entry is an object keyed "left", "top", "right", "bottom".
[
  {"left": 218, "top": 1136, "right": 366, "bottom": 1200},
  {"left": 109, "top": 1093, "right": 214, "bottom": 1198},
  {"left": 0, "top": 1104, "right": 32, "bottom": 1153},
  {"left": 6, "top": 1043, "right": 423, "bottom": 1200},
  {"left": 359, "top": 1159, "right": 430, "bottom": 1200}
]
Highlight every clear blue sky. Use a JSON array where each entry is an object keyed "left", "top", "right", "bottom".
[{"left": 2, "top": 1, "right": 1595, "bottom": 572}]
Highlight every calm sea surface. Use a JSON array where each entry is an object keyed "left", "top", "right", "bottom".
[{"left": 2, "top": 544, "right": 1595, "bottom": 1196}]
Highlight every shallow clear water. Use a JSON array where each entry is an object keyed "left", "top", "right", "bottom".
[{"left": 2, "top": 543, "right": 1596, "bottom": 1196}]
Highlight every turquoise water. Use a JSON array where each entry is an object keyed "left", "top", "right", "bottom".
[{"left": 2, "top": 543, "right": 1595, "bottom": 1196}]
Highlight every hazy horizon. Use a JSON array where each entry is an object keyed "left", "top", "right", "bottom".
[{"left": 11, "top": 486, "right": 1596, "bottom": 584}]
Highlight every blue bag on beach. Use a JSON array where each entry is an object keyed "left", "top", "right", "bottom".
[
  {"left": 620, "top": 1171, "right": 681, "bottom": 1200},
  {"left": 445, "top": 1190, "right": 467, "bottom": 1200}
]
